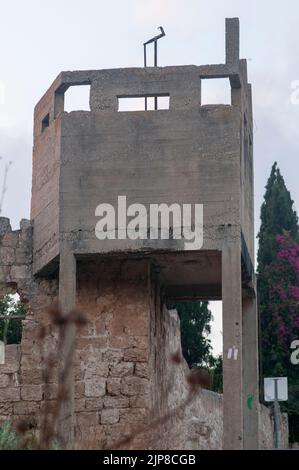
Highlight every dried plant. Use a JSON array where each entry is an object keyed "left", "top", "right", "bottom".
[
  {"left": 0, "top": 157, "right": 12, "bottom": 215},
  {"left": 109, "top": 350, "right": 211, "bottom": 450},
  {"left": 15, "top": 303, "right": 87, "bottom": 449},
  {"left": 12, "top": 305, "right": 210, "bottom": 450},
  {"left": 39, "top": 303, "right": 87, "bottom": 449}
]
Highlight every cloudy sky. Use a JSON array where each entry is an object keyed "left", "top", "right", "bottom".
[{"left": 1, "top": 0, "right": 299, "bottom": 354}]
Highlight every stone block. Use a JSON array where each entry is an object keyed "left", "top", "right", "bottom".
[
  {"left": 85, "top": 377, "right": 106, "bottom": 398},
  {"left": 103, "top": 396, "right": 129, "bottom": 409},
  {"left": 10, "top": 265, "right": 29, "bottom": 281},
  {"left": 14, "top": 401, "right": 40, "bottom": 415},
  {"left": 74, "top": 399, "right": 86, "bottom": 412},
  {"left": 107, "top": 378, "right": 121, "bottom": 396},
  {"left": 0, "top": 218, "right": 11, "bottom": 235},
  {"left": 20, "top": 219, "right": 31, "bottom": 231},
  {"left": 15, "top": 248, "right": 29, "bottom": 264},
  {"left": 110, "top": 309, "right": 148, "bottom": 336},
  {"left": 21, "top": 384, "right": 43, "bottom": 401},
  {"left": 102, "top": 348, "right": 123, "bottom": 362},
  {"left": 109, "top": 362, "right": 134, "bottom": 378},
  {"left": 1, "top": 247, "right": 15, "bottom": 265},
  {"left": 124, "top": 347, "right": 148, "bottom": 362},
  {"left": 0, "top": 344, "right": 20, "bottom": 373},
  {"left": 76, "top": 336, "right": 108, "bottom": 350},
  {"left": 134, "top": 363, "right": 149, "bottom": 378},
  {"left": 129, "top": 394, "right": 150, "bottom": 408},
  {"left": 1, "top": 231, "right": 19, "bottom": 248},
  {"left": 75, "top": 381, "right": 85, "bottom": 399},
  {"left": 20, "top": 368, "right": 43, "bottom": 385},
  {"left": 76, "top": 411, "right": 98, "bottom": 428},
  {"left": 85, "top": 398, "right": 103, "bottom": 411},
  {"left": 0, "top": 374, "right": 10, "bottom": 388},
  {"left": 83, "top": 361, "right": 109, "bottom": 379},
  {"left": 120, "top": 376, "right": 148, "bottom": 397},
  {"left": 0, "top": 402, "right": 13, "bottom": 415},
  {"left": 0, "top": 387, "right": 20, "bottom": 402},
  {"left": 101, "top": 408, "right": 119, "bottom": 425},
  {"left": 0, "top": 265, "right": 10, "bottom": 284},
  {"left": 119, "top": 407, "right": 148, "bottom": 424},
  {"left": 44, "top": 383, "right": 58, "bottom": 400}
]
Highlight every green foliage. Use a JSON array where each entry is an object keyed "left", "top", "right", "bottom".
[
  {"left": 168, "top": 300, "right": 214, "bottom": 368},
  {"left": 209, "top": 355, "right": 223, "bottom": 393},
  {"left": 257, "top": 162, "right": 298, "bottom": 274},
  {"left": 257, "top": 163, "right": 299, "bottom": 441},
  {"left": 0, "top": 421, "right": 60, "bottom": 450},
  {"left": 167, "top": 300, "right": 223, "bottom": 392},
  {"left": 0, "top": 295, "right": 24, "bottom": 344},
  {"left": 0, "top": 422, "right": 19, "bottom": 450}
]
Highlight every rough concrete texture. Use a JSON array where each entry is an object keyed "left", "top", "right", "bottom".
[{"left": 31, "top": 22, "right": 253, "bottom": 279}]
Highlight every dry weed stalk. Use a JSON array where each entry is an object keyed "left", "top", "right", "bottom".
[
  {"left": 0, "top": 157, "right": 12, "bottom": 216},
  {"left": 16, "top": 308, "right": 210, "bottom": 450},
  {"left": 17, "top": 303, "right": 87, "bottom": 449}
]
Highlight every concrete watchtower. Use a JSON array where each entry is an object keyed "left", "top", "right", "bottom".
[{"left": 31, "top": 18, "right": 258, "bottom": 449}]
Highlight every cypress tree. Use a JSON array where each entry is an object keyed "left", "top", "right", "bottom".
[
  {"left": 257, "top": 163, "right": 299, "bottom": 441},
  {"left": 257, "top": 162, "right": 298, "bottom": 273}
]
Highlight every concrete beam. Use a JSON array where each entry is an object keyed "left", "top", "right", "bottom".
[
  {"left": 222, "top": 242, "right": 243, "bottom": 449},
  {"left": 57, "top": 243, "right": 76, "bottom": 447},
  {"left": 226, "top": 18, "right": 240, "bottom": 64},
  {"left": 165, "top": 283, "right": 222, "bottom": 301},
  {"left": 242, "top": 294, "right": 259, "bottom": 449}
]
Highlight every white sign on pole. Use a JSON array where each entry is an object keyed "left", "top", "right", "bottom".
[
  {"left": 264, "top": 377, "right": 288, "bottom": 402},
  {"left": 0, "top": 341, "right": 4, "bottom": 365}
]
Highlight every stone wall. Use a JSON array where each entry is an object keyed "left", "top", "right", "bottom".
[
  {"left": 0, "top": 217, "right": 289, "bottom": 449},
  {"left": 149, "top": 295, "right": 288, "bottom": 450},
  {"left": 151, "top": 305, "right": 223, "bottom": 450},
  {"left": 0, "top": 344, "right": 21, "bottom": 423},
  {"left": 0, "top": 217, "right": 59, "bottom": 429},
  {"left": 73, "top": 258, "right": 152, "bottom": 449}
]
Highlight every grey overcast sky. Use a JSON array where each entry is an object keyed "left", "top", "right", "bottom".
[{"left": 1, "top": 0, "right": 299, "bottom": 354}]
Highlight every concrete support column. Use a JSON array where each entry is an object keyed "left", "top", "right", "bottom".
[
  {"left": 222, "top": 242, "right": 243, "bottom": 449},
  {"left": 242, "top": 294, "right": 259, "bottom": 449},
  {"left": 58, "top": 243, "right": 76, "bottom": 447},
  {"left": 225, "top": 17, "right": 239, "bottom": 64}
]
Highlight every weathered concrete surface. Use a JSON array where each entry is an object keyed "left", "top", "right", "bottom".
[
  {"left": 0, "top": 18, "right": 262, "bottom": 449},
  {"left": 31, "top": 20, "right": 253, "bottom": 277}
]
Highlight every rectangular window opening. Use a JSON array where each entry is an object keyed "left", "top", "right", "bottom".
[
  {"left": 41, "top": 113, "right": 50, "bottom": 132},
  {"left": 64, "top": 84, "right": 91, "bottom": 112},
  {"left": 201, "top": 78, "right": 231, "bottom": 105},
  {"left": 118, "top": 95, "right": 170, "bottom": 112}
]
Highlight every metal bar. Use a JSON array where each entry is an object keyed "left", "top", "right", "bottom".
[
  {"left": 143, "top": 43, "right": 147, "bottom": 68},
  {"left": 143, "top": 26, "right": 165, "bottom": 46},
  {"left": 154, "top": 40, "right": 158, "bottom": 110},
  {"left": 3, "top": 318, "right": 9, "bottom": 345},
  {"left": 143, "top": 27, "right": 165, "bottom": 111},
  {"left": 0, "top": 316, "right": 25, "bottom": 319},
  {"left": 144, "top": 43, "right": 147, "bottom": 110},
  {"left": 273, "top": 379, "right": 281, "bottom": 449}
]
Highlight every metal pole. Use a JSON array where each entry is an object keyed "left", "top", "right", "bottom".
[
  {"left": 273, "top": 378, "right": 281, "bottom": 449},
  {"left": 154, "top": 40, "right": 158, "bottom": 110},
  {"left": 143, "top": 27, "right": 165, "bottom": 111},
  {"left": 3, "top": 318, "right": 9, "bottom": 345},
  {"left": 144, "top": 43, "right": 147, "bottom": 110}
]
